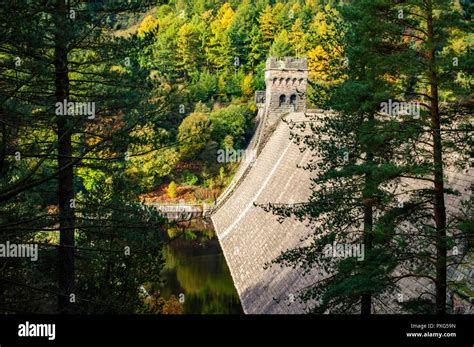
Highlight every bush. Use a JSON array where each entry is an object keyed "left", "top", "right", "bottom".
[
  {"left": 219, "top": 166, "right": 225, "bottom": 181},
  {"left": 204, "top": 178, "right": 215, "bottom": 189},
  {"left": 181, "top": 171, "right": 198, "bottom": 186},
  {"left": 223, "top": 135, "right": 234, "bottom": 150},
  {"left": 208, "top": 104, "right": 251, "bottom": 149},
  {"left": 177, "top": 112, "right": 213, "bottom": 158},
  {"left": 127, "top": 125, "right": 181, "bottom": 192},
  {"left": 167, "top": 181, "right": 177, "bottom": 199},
  {"left": 193, "top": 101, "right": 211, "bottom": 113}
]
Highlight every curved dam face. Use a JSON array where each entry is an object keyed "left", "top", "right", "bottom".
[
  {"left": 211, "top": 112, "right": 316, "bottom": 314},
  {"left": 211, "top": 110, "right": 473, "bottom": 314}
]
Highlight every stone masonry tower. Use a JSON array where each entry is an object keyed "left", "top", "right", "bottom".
[{"left": 255, "top": 57, "right": 308, "bottom": 137}]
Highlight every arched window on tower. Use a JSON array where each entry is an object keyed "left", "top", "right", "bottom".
[
  {"left": 279, "top": 94, "right": 286, "bottom": 107},
  {"left": 290, "top": 94, "right": 297, "bottom": 109}
]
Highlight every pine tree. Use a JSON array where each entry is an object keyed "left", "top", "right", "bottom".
[
  {"left": 247, "top": 25, "right": 267, "bottom": 70},
  {"left": 341, "top": 0, "right": 472, "bottom": 315},
  {"left": 289, "top": 18, "right": 308, "bottom": 58},
  {"left": 176, "top": 21, "right": 203, "bottom": 79},
  {"left": 228, "top": 0, "right": 262, "bottom": 69},
  {"left": 206, "top": 3, "right": 236, "bottom": 71},
  {"left": 269, "top": 30, "right": 292, "bottom": 58},
  {"left": 0, "top": 0, "right": 168, "bottom": 314},
  {"left": 264, "top": 0, "right": 472, "bottom": 315},
  {"left": 259, "top": 4, "right": 277, "bottom": 51},
  {"left": 265, "top": 77, "right": 425, "bottom": 314}
]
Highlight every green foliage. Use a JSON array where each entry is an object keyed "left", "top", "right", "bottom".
[
  {"left": 206, "top": 3, "right": 236, "bottom": 70},
  {"left": 0, "top": 0, "right": 167, "bottom": 314},
  {"left": 77, "top": 165, "right": 108, "bottom": 193},
  {"left": 259, "top": 4, "right": 276, "bottom": 47},
  {"left": 176, "top": 21, "right": 204, "bottom": 77},
  {"left": 178, "top": 112, "right": 213, "bottom": 158},
  {"left": 181, "top": 171, "right": 199, "bottom": 186},
  {"left": 129, "top": 147, "right": 181, "bottom": 191},
  {"left": 219, "top": 166, "right": 226, "bottom": 181},
  {"left": 223, "top": 135, "right": 234, "bottom": 150},
  {"left": 136, "top": 0, "right": 349, "bottom": 106},
  {"left": 208, "top": 104, "right": 250, "bottom": 149},
  {"left": 189, "top": 71, "right": 218, "bottom": 102},
  {"left": 127, "top": 126, "right": 181, "bottom": 191},
  {"left": 269, "top": 30, "right": 292, "bottom": 57},
  {"left": 193, "top": 101, "right": 211, "bottom": 113}
]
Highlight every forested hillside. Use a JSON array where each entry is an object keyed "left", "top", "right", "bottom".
[{"left": 125, "top": 0, "right": 346, "bottom": 201}]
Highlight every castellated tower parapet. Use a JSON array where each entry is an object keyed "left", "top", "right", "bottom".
[
  {"left": 255, "top": 57, "right": 308, "bottom": 139},
  {"left": 265, "top": 56, "right": 308, "bottom": 71}
]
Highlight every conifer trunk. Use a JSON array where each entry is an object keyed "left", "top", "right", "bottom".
[
  {"left": 426, "top": 0, "right": 447, "bottom": 315},
  {"left": 361, "top": 145, "right": 374, "bottom": 315},
  {"left": 54, "top": 0, "right": 75, "bottom": 314}
]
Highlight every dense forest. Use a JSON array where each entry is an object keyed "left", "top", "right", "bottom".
[
  {"left": 126, "top": 0, "right": 347, "bottom": 199},
  {"left": 0, "top": 0, "right": 472, "bottom": 315}
]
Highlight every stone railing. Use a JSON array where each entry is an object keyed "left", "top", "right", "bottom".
[{"left": 147, "top": 203, "right": 203, "bottom": 221}]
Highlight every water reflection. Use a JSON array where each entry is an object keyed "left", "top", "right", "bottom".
[{"left": 150, "top": 221, "right": 243, "bottom": 314}]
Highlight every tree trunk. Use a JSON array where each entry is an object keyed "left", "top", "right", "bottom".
[
  {"left": 426, "top": 0, "right": 447, "bottom": 315},
  {"left": 54, "top": 0, "right": 75, "bottom": 314},
  {"left": 361, "top": 151, "right": 374, "bottom": 315},
  {"left": 0, "top": 120, "right": 6, "bottom": 175}
]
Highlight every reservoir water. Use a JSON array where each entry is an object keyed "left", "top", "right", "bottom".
[{"left": 151, "top": 220, "right": 243, "bottom": 314}]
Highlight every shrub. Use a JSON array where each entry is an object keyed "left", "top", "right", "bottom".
[
  {"left": 193, "top": 101, "right": 211, "bottom": 113},
  {"left": 219, "top": 167, "right": 226, "bottom": 182},
  {"left": 208, "top": 104, "right": 250, "bottom": 149},
  {"left": 167, "top": 181, "right": 177, "bottom": 199},
  {"left": 181, "top": 171, "right": 198, "bottom": 186},
  {"left": 177, "top": 112, "right": 213, "bottom": 158}
]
